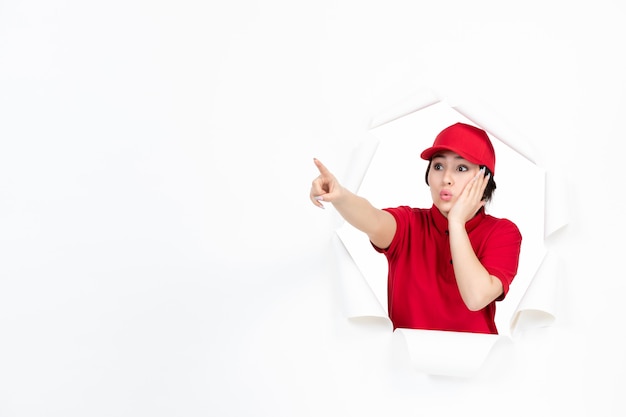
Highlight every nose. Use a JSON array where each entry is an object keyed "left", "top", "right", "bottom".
[{"left": 442, "top": 168, "right": 453, "bottom": 185}]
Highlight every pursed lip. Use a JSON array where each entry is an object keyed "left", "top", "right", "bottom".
[{"left": 439, "top": 190, "right": 452, "bottom": 201}]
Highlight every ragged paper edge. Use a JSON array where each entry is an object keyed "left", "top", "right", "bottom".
[
  {"left": 394, "top": 328, "right": 503, "bottom": 378},
  {"left": 340, "top": 132, "right": 380, "bottom": 194},
  {"left": 509, "top": 250, "right": 561, "bottom": 336},
  {"left": 332, "top": 130, "right": 388, "bottom": 320},
  {"left": 451, "top": 101, "right": 540, "bottom": 166},
  {"left": 332, "top": 233, "right": 387, "bottom": 320},
  {"left": 544, "top": 170, "right": 569, "bottom": 238},
  {"left": 507, "top": 170, "right": 568, "bottom": 335},
  {"left": 369, "top": 88, "right": 441, "bottom": 130}
]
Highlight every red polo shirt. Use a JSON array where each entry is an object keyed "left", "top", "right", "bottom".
[{"left": 373, "top": 205, "right": 522, "bottom": 334}]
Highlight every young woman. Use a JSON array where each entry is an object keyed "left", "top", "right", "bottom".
[{"left": 310, "top": 122, "right": 522, "bottom": 334}]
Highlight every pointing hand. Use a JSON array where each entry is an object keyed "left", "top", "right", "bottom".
[{"left": 310, "top": 158, "right": 344, "bottom": 209}]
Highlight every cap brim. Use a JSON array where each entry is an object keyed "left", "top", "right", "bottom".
[
  {"left": 420, "top": 146, "right": 486, "bottom": 167},
  {"left": 420, "top": 146, "right": 461, "bottom": 161}
]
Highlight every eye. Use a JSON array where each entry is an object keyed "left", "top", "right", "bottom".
[
  {"left": 433, "top": 163, "right": 443, "bottom": 170},
  {"left": 457, "top": 165, "right": 469, "bottom": 172}
]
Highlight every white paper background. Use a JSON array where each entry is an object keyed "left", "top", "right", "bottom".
[{"left": 0, "top": 1, "right": 624, "bottom": 416}]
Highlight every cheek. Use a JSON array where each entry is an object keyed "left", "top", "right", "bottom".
[
  {"left": 427, "top": 170, "right": 438, "bottom": 185},
  {"left": 456, "top": 177, "right": 473, "bottom": 191}
]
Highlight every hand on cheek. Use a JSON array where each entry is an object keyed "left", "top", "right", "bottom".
[{"left": 448, "top": 168, "right": 489, "bottom": 225}]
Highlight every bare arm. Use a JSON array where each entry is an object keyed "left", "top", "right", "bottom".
[
  {"left": 310, "top": 158, "right": 396, "bottom": 249},
  {"left": 448, "top": 221, "right": 503, "bottom": 311},
  {"left": 447, "top": 169, "right": 503, "bottom": 311}
]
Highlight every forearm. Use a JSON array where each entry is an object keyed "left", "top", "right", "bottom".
[
  {"left": 448, "top": 221, "right": 502, "bottom": 311},
  {"left": 331, "top": 187, "right": 396, "bottom": 247},
  {"left": 333, "top": 187, "right": 383, "bottom": 233}
]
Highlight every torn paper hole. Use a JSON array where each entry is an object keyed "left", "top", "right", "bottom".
[{"left": 333, "top": 88, "right": 566, "bottom": 376}]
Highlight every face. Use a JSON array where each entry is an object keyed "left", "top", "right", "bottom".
[{"left": 427, "top": 151, "right": 482, "bottom": 217}]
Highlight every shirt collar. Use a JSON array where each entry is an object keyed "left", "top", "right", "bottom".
[{"left": 430, "top": 204, "right": 486, "bottom": 234}]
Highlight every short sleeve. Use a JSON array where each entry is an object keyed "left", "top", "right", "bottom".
[
  {"left": 480, "top": 219, "right": 522, "bottom": 301},
  {"left": 371, "top": 206, "right": 414, "bottom": 258}
]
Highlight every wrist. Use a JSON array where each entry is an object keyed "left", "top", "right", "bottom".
[
  {"left": 447, "top": 219, "right": 466, "bottom": 231},
  {"left": 328, "top": 185, "right": 349, "bottom": 206}
]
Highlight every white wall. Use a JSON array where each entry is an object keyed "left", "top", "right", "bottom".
[{"left": 0, "top": 1, "right": 624, "bottom": 416}]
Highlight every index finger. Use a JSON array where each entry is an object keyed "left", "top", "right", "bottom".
[{"left": 313, "top": 158, "right": 332, "bottom": 177}]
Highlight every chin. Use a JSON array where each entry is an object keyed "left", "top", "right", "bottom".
[{"left": 433, "top": 201, "right": 451, "bottom": 217}]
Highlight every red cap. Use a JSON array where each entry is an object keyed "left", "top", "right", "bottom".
[{"left": 420, "top": 122, "right": 496, "bottom": 175}]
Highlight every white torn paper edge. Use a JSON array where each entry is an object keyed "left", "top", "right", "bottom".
[
  {"left": 331, "top": 88, "right": 567, "bottom": 377},
  {"left": 369, "top": 88, "right": 441, "bottom": 130},
  {"left": 395, "top": 328, "right": 501, "bottom": 378},
  {"left": 340, "top": 132, "right": 380, "bottom": 194},
  {"left": 544, "top": 170, "right": 570, "bottom": 238},
  {"left": 509, "top": 250, "right": 560, "bottom": 336},
  {"left": 451, "top": 101, "right": 540, "bottom": 166},
  {"left": 332, "top": 234, "right": 387, "bottom": 320}
]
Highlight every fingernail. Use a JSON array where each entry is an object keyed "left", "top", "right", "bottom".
[{"left": 315, "top": 196, "right": 324, "bottom": 201}]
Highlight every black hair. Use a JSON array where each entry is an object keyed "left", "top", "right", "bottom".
[{"left": 424, "top": 161, "right": 497, "bottom": 202}]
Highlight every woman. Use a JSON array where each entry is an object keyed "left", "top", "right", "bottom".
[{"left": 310, "top": 122, "right": 522, "bottom": 334}]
